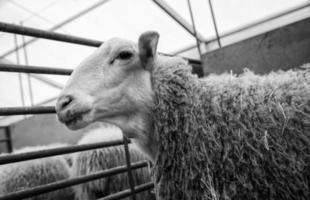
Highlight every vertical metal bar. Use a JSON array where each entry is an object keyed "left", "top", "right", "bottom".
[
  {"left": 208, "top": 0, "right": 221, "bottom": 48},
  {"left": 186, "top": 0, "right": 203, "bottom": 59},
  {"left": 13, "top": 34, "right": 26, "bottom": 107},
  {"left": 4, "top": 127, "right": 13, "bottom": 153},
  {"left": 20, "top": 22, "right": 34, "bottom": 106},
  {"left": 123, "top": 136, "right": 137, "bottom": 200}
]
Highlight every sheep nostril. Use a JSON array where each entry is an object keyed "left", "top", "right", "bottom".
[{"left": 56, "top": 95, "right": 73, "bottom": 111}]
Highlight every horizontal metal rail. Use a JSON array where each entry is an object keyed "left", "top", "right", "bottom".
[
  {"left": 0, "top": 62, "right": 202, "bottom": 76},
  {"left": 0, "top": 139, "right": 127, "bottom": 165},
  {"left": 0, "top": 161, "right": 148, "bottom": 200},
  {"left": 0, "top": 22, "right": 201, "bottom": 65},
  {"left": 0, "top": 22, "right": 102, "bottom": 47},
  {"left": 0, "top": 139, "right": 10, "bottom": 143},
  {"left": 0, "top": 106, "right": 55, "bottom": 116},
  {"left": 0, "top": 63, "right": 72, "bottom": 75},
  {"left": 99, "top": 182, "right": 155, "bottom": 200}
]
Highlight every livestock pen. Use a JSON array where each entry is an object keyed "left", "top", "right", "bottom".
[
  {"left": 0, "top": 22, "right": 201, "bottom": 200},
  {"left": 0, "top": 22, "right": 169, "bottom": 200},
  {"left": 0, "top": 1, "right": 309, "bottom": 200}
]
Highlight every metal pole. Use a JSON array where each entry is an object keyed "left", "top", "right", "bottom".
[
  {"left": 186, "top": 0, "right": 203, "bottom": 59},
  {"left": 0, "top": 139, "right": 127, "bottom": 165},
  {"left": 0, "top": 63, "right": 72, "bottom": 75},
  {"left": 152, "top": 0, "right": 205, "bottom": 41},
  {"left": 99, "top": 182, "right": 155, "bottom": 200},
  {"left": 0, "top": 106, "right": 56, "bottom": 116},
  {"left": 208, "top": 0, "right": 221, "bottom": 48},
  {"left": 123, "top": 136, "right": 137, "bottom": 200},
  {"left": 13, "top": 34, "right": 26, "bottom": 107},
  {"left": 20, "top": 22, "right": 34, "bottom": 106}
]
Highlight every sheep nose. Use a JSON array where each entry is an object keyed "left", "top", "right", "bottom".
[{"left": 56, "top": 95, "right": 74, "bottom": 112}]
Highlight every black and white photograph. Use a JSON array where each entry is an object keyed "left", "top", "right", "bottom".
[{"left": 0, "top": 0, "right": 309, "bottom": 199}]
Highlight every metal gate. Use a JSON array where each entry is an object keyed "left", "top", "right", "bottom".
[{"left": 0, "top": 22, "right": 201, "bottom": 200}]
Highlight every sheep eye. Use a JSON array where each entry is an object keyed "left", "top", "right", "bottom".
[{"left": 116, "top": 51, "right": 133, "bottom": 60}]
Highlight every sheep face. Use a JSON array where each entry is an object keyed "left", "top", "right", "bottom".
[{"left": 56, "top": 32, "right": 159, "bottom": 140}]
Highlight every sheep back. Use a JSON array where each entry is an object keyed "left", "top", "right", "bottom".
[
  {"left": 152, "top": 59, "right": 310, "bottom": 200},
  {"left": 0, "top": 154, "right": 74, "bottom": 200}
]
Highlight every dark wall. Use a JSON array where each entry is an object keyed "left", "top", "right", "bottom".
[{"left": 202, "top": 17, "right": 310, "bottom": 75}]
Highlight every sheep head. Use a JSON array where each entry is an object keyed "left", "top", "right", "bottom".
[{"left": 56, "top": 32, "right": 159, "bottom": 141}]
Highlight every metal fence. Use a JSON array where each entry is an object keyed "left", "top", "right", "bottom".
[
  {"left": 0, "top": 24, "right": 131, "bottom": 200},
  {"left": 0, "top": 22, "right": 202, "bottom": 200}
]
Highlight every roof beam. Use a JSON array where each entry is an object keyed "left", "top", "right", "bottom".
[{"left": 152, "top": 0, "right": 205, "bottom": 41}]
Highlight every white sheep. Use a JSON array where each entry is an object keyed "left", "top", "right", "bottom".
[
  {"left": 71, "top": 125, "right": 155, "bottom": 200},
  {"left": 55, "top": 32, "right": 310, "bottom": 200},
  {"left": 0, "top": 144, "right": 75, "bottom": 200}
]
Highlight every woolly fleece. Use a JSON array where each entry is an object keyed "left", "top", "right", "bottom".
[
  {"left": 71, "top": 126, "right": 155, "bottom": 200},
  {"left": 0, "top": 145, "right": 74, "bottom": 200},
  {"left": 152, "top": 58, "right": 310, "bottom": 200}
]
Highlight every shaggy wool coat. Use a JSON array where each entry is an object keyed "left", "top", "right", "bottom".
[{"left": 151, "top": 58, "right": 310, "bottom": 200}]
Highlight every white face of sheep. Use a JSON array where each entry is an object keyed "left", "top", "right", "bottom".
[{"left": 56, "top": 32, "right": 159, "bottom": 139}]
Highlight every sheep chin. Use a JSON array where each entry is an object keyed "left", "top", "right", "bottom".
[{"left": 65, "top": 113, "right": 92, "bottom": 130}]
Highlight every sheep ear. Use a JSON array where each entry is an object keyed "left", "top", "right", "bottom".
[{"left": 138, "top": 31, "right": 159, "bottom": 71}]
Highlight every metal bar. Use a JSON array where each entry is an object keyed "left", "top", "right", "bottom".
[
  {"left": 0, "top": 63, "right": 65, "bottom": 89},
  {"left": 0, "top": 106, "right": 55, "bottom": 116},
  {"left": 0, "top": 22, "right": 201, "bottom": 65},
  {"left": 172, "top": 2, "right": 310, "bottom": 53},
  {"left": 152, "top": 0, "right": 205, "bottom": 41},
  {"left": 208, "top": 0, "right": 221, "bottom": 48},
  {"left": 0, "top": 63, "right": 72, "bottom": 75},
  {"left": 99, "top": 182, "right": 155, "bottom": 200},
  {"left": 21, "top": 22, "right": 34, "bottom": 106},
  {"left": 4, "top": 127, "right": 13, "bottom": 153},
  {"left": 0, "top": 62, "right": 202, "bottom": 80},
  {"left": 0, "top": 139, "right": 9, "bottom": 143},
  {"left": 123, "top": 136, "right": 137, "bottom": 200},
  {"left": 0, "top": 59, "right": 200, "bottom": 74},
  {"left": 13, "top": 34, "right": 26, "bottom": 108},
  {"left": 0, "top": 0, "right": 112, "bottom": 58},
  {"left": 0, "top": 139, "right": 127, "bottom": 165},
  {"left": 0, "top": 161, "right": 148, "bottom": 200},
  {"left": 186, "top": 0, "right": 203, "bottom": 59},
  {"left": 0, "top": 22, "right": 102, "bottom": 48}
]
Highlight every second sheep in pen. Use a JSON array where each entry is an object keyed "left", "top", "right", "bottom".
[{"left": 71, "top": 125, "right": 155, "bottom": 200}]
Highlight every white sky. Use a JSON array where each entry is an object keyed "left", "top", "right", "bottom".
[{"left": 0, "top": 0, "right": 308, "bottom": 110}]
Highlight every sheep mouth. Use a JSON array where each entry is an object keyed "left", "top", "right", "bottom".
[{"left": 63, "top": 111, "right": 92, "bottom": 130}]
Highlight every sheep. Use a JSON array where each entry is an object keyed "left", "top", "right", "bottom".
[
  {"left": 55, "top": 31, "right": 310, "bottom": 200},
  {"left": 71, "top": 125, "right": 155, "bottom": 200},
  {"left": 0, "top": 144, "right": 75, "bottom": 200}
]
